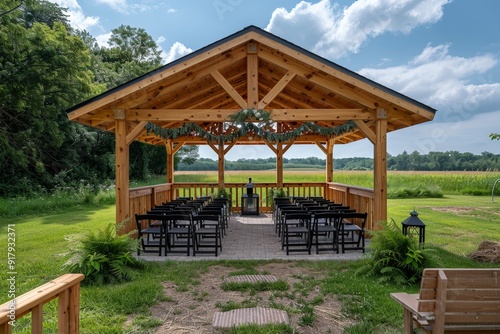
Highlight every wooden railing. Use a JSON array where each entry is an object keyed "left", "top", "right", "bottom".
[
  {"left": 0, "top": 274, "right": 84, "bottom": 334},
  {"left": 326, "top": 182, "right": 375, "bottom": 231},
  {"left": 126, "top": 182, "right": 375, "bottom": 234}
]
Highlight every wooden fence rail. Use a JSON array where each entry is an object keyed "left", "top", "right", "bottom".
[
  {"left": 0, "top": 274, "right": 84, "bottom": 334},
  {"left": 326, "top": 182, "right": 375, "bottom": 231}
]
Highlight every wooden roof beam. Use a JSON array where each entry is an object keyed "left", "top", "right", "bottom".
[
  {"left": 210, "top": 70, "right": 247, "bottom": 109},
  {"left": 126, "top": 108, "right": 371, "bottom": 122},
  {"left": 258, "top": 71, "right": 296, "bottom": 109},
  {"left": 353, "top": 120, "right": 376, "bottom": 144}
]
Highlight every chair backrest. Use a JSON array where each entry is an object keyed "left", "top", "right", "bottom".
[
  {"left": 148, "top": 207, "right": 172, "bottom": 214},
  {"left": 340, "top": 212, "right": 367, "bottom": 227},
  {"left": 135, "top": 213, "right": 165, "bottom": 231},
  {"left": 283, "top": 212, "right": 312, "bottom": 222},
  {"left": 192, "top": 214, "right": 220, "bottom": 226},
  {"left": 163, "top": 213, "right": 192, "bottom": 227},
  {"left": 279, "top": 209, "right": 305, "bottom": 218},
  {"left": 306, "top": 206, "right": 330, "bottom": 213},
  {"left": 329, "top": 205, "right": 350, "bottom": 211},
  {"left": 313, "top": 211, "right": 342, "bottom": 223}
]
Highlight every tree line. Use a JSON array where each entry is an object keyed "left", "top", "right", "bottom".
[{"left": 178, "top": 151, "right": 500, "bottom": 171}]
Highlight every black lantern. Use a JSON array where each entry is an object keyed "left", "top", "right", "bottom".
[{"left": 401, "top": 209, "right": 426, "bottom": 245}]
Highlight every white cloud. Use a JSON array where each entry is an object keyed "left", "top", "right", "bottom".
[
  {"left": 266, "top": 0, "right": 451, "bottom": 58},
  {"left": 47, "top": 0, "right": 99, "bottom": 31},
  {"left": 167, "top": 8, "right": 177, "bottom": 14},
  {"left": 95, "top": 32, "right": 112, "bottom": 48},
  {"left": 358, "top": 44, "right": 500, "bottom": 121},
  {"left": 385, "top": 110, "right": 500, "bottom": 156},
  {"left": 266, "top": 0, "right": 336, "bottom": 53},
  {"left": 96, "top": 0, "right": 129, "bottom": 14},
  {"left": 156, "top": 36, "right": 166, "bottom": 44},
  {"left": 162, "top": 42, "right": 193, "bottom": 64},
  {"left": 95, "top": 0, "right": 160, "bottom": 15}
]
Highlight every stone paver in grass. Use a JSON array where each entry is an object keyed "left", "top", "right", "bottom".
[
  {"left": 223, "top": 275, "right": 278, "bottom": 284},
  {"left": 212, "top": 306, "right": 289, "bottom": 329}
]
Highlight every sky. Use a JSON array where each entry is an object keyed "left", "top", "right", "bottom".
[{"left": 51, "top": 0, "right": 500, "bottom": 160}]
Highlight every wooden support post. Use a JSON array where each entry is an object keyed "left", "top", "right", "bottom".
[
  {"left": 247, "top": 42, "right": 259, "bottom": 109},
  {"left": 58, "top": 289, "right": 69, "bottom": 334},
  {"left": 166, "top": 140, "right": 174, "bottom": 199},
  {"left": 373, "top": 108, "right": 387, "bottom": 227},
  {"left": 166, "top": 140, "right": 174, "bottom": 184},
  {"left": 276, "top": 142, "right": 284, "bottom": 188},
  {"left": 115, "top": 113, "right": 129, "bottom": 225},
  {"left": 32, "top": 304, "right": 43, "bottom": 334},
  {"left": 68, "top": 278, "right": 80, "bottom": 333},
  {"left": 217, "top": 142, "right": 225, "bottom": 190},
  {"left": 326, "top": 139, "right": 334, "bottom": 183}
]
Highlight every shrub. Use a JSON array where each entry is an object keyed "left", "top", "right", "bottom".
[
  {"left": 357, "top": 220, "right": 438, "bottom": 285},
  {"left": 388, "top": 185, "right": 443, "bottom": 199},
  {"left": 63, "top": 222, "right": 141, "bottom": 285},
  {"left": 267, "top": 187, "right": 288, "bottom": 206}
]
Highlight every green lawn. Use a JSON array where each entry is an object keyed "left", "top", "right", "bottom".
[{"left": 1, "top": 195, "right": 499, "bottom": 333}]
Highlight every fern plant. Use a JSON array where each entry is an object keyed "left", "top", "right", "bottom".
[
  {"left": 357, "top": 219, "right": 437, "bottom": 285},
  {"left": 63, "top": 222, "right": 141, "bottom": 285},
  {"left": 214, "top": 187, "right": 231, "bottom": 199}
]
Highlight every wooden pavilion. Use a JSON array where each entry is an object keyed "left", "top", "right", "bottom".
[{"left": 67, "top": 25, "right": 436, "bottom": 233}]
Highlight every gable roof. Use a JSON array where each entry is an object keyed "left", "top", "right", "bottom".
[{"left": 67, "top": 25, "right": 436, "bottom": 146}]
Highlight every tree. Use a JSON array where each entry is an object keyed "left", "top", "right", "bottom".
[
  {"left": 0, "top": 1, "right": 97, "bottom": 196},
  {"left": 95, "top": 25, "right": 163, "bottom": 89}
]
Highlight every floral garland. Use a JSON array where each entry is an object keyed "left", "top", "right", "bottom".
[{"left": 144, "top": 108, "right": 357, "bottom": 143}]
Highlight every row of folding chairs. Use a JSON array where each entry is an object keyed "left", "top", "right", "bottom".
[
  {"left": 135, "top": 212, "right": 222, "bottom": 256},
  {"left": 273, "top": 197, "right": 367, "bottom": 255},
  {"left": 280, "top": 210, "right": 367, "bottom": 255},
  {"left": 135, "top": 197, "right": 231, "bottom": 257}
]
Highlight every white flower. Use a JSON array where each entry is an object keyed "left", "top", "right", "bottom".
[
  {"left": 255, "top": 112, "right": 261, "bottom": 118},
  {"left": 243, "top": 109, "right": 248, "bottom": 114}
]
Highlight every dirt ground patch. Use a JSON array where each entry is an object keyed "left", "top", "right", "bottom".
[
  {"left": 429, "top": 206, "right": 474, "bottom": 214},
  {"left": 150, "top": 262, "right": 354, "bottom": 333}
]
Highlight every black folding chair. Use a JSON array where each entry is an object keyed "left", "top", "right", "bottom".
[
  {"left": 164, "top": 214, "right": 194, "bottom": 256},
  {"left": 135, "top": 213, "right": 166, "bottom": 256},
  {"left": 311, "top": 211, "right": 341, "bottom": 254},
  {"left": 338, "top": 212, "right": 367, "bottom": 253},
  {"left": 192, "top": 214, "right": 222, "bottom": 256},
  {"left": 281, "top": 212, "right": 312, "bottom": 255}
]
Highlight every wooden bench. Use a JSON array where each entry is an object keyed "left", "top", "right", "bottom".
[{"left": 390, "top": 268, "right": 500, "bottom": 334}]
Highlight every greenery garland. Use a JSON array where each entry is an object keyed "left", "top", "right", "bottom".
[{"left": 145, "top": 108, "right": 357, "bottom": 143}]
